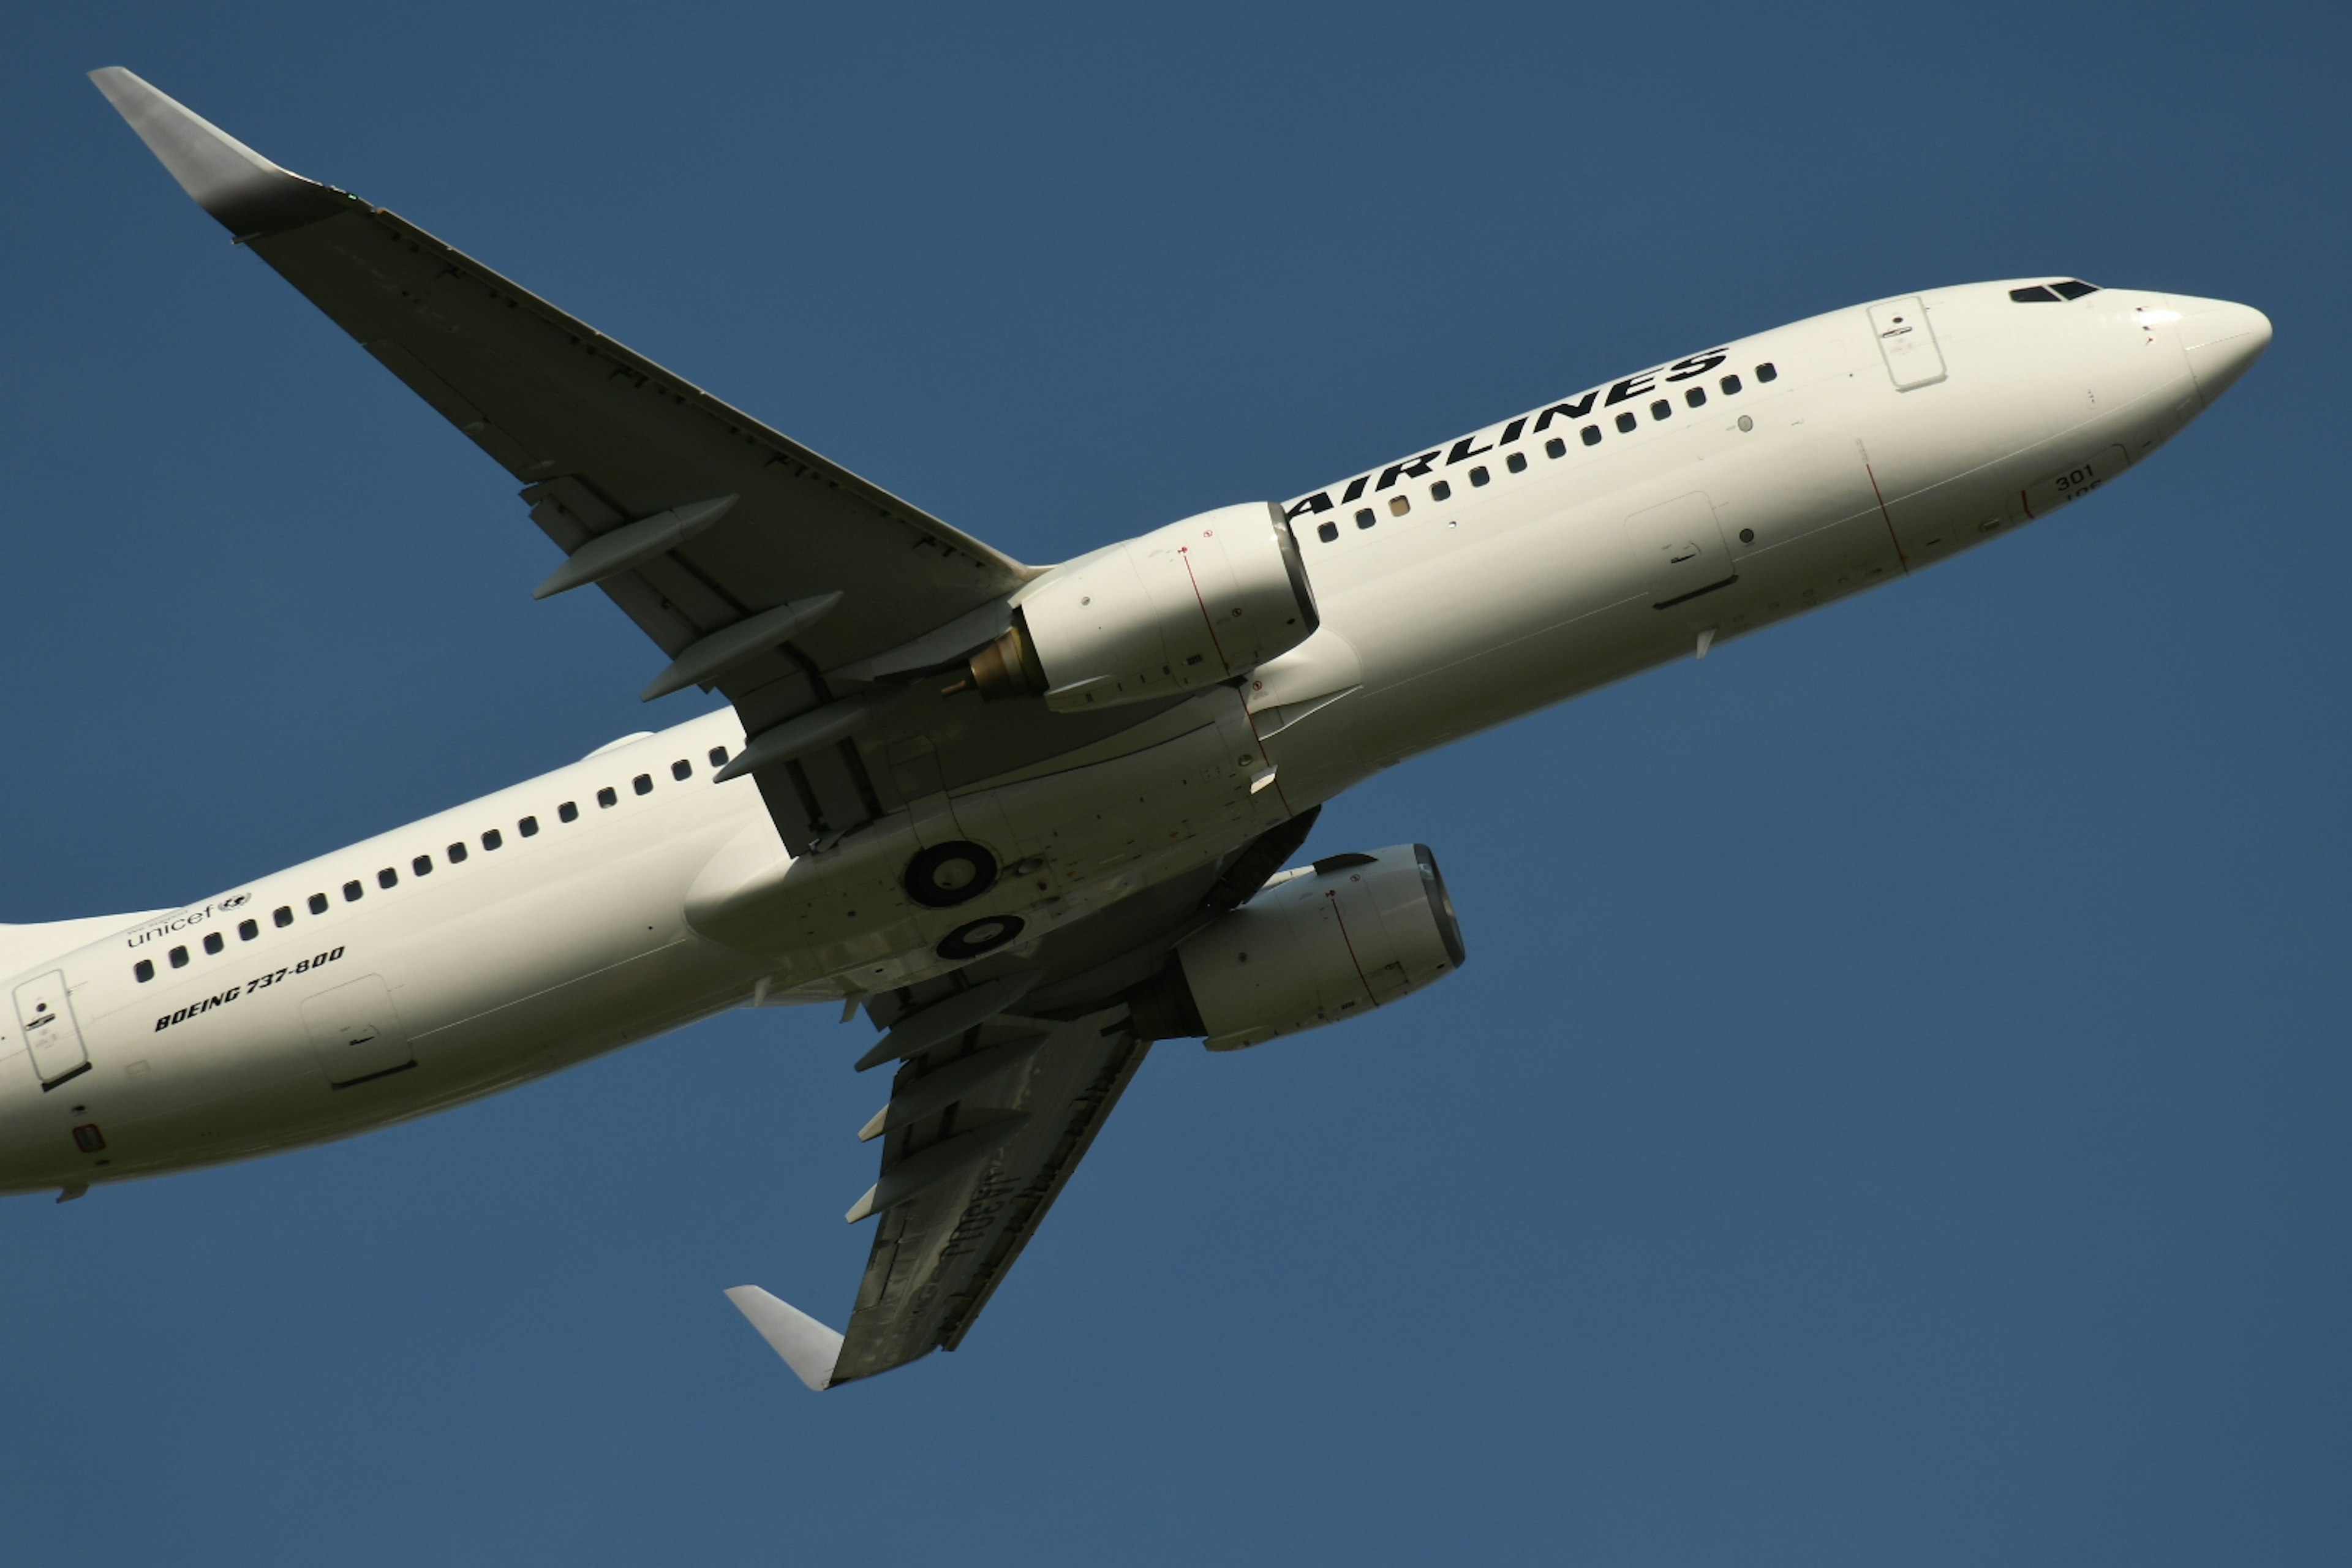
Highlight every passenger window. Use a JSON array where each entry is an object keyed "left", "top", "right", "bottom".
[
  {"left": 1545, "top": 437, "right": 1566, "bottom": 459},
  {"left": 559, "top": 802, "right": 578, "bottom": 823},
  {"left": 134, "top": 959, "right": 154, "bottom": 984},
  {"left": 671, "top": 760, "right": 691, "bottom": 781},
  {"left": 597, "top": 786, "right": 618, "bottom": 808},
  {"left": 412, "top": 855, "right": 432, "bottom": 876},
  {"left": 170, "top": 946, "right": 188, "bottom": 968},
  {"left": 203, "top": 933, "right": 224, "bottom": 956},
  {"left": 1429, "top": 480, "right": 1452, "bottom": 502},
  {"left": 483, "top": 828, "right": 504, "bottom": 850},
  {"left": 707, "top": 747, "right": 729, "bottom": 767},
  {"left": 2052, "top": 279, "right": 2100, "bottom": 299},
  {"left": 343, "top": 881, "right": 363, "bottom": 903},
  {"left": 1387, "top": 496, "right": 1409, "bottom": 516},
  {"left": 1721, "top": 373, "right": 1743, "bottom": 394},
  {"left": 1468, "top": 466, "right": 1490, "bottom": 488},
  {"left": 1355, "top": 508, "right": 1376, "bottom": 529},
  {"left": 1615, "top": 412, "right": 1637, "bottom": 433},
  {"left": 1649, "top": 399, "right": 1670, "bottom": 420},
  {"left": 520, "top": 816, "right": 541, "bottom": 837},
  {"left": 2008, "top": 285, "right": 2060, "bottom": 303},
  {"left": 309, "top": 893, "right": 328, "bottom": 914},
  {"left": 633, "top": 774, "right": 653, "bottom": 796},
  {"left": 1317, "top": 520, "right": 1338, "bottom": 541},
  {"left": 1581, "top": 426, "right": 1601, "bottom": 447},
  {"left": 275, "top": 906, "right": 294, "bottom": 927},
  {"left": 447, "top": 842, "right": 467, "bottom": 864},
  {"left": 238, "top": 919, "right": 258, "bottom": 941},
  {"left": 378, "top": 867, "right": 398, "bottom": 889},
  {"left": 1684, "top": 386, "right": 1706, "bottom": 408},
  {"left": 1506, "top": 452, "right": 1526, "bottom": 473},
  {"left": 1755, "top": 362, "right": 1777, "bottom": 382}
]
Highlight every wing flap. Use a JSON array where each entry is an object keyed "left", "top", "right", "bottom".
[{"left": 833, "top": 1008, "right": 1152, "bottom": 1382}]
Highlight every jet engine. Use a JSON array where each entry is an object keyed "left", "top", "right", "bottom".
[
  {"left": 1128, "top": 843, "right": 1466, "bottom": 1051},
  {"left": 964, "top": 501, "right": 1318, "bottom": 710}
]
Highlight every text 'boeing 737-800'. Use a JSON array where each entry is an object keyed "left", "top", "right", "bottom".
[{"left": 0, "top": 68, "right": 2269, "bottom": 1389}]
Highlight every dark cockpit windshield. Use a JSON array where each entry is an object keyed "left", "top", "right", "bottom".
[{"left": 2010, "top": 279, "right": 2100, "bottom": 303}]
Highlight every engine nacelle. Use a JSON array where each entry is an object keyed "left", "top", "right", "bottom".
[
  {"left": 965, "top": 501, "right": 1318, "bottom": 710},
  {"left": 1129, "top": 843, "right": 1466, "bottom": 1051}
]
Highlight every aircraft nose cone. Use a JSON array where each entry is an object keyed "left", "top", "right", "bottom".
[{"left": 2174, "top": 298, "right": 2272, "bottom": 407}]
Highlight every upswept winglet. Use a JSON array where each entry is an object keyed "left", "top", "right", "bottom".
[
  {"left": 722, "top": 1286, "right": 843, "bottom": 1392},
  {"left": 88, "top": 67, "right": 353, "bottom": 237}
]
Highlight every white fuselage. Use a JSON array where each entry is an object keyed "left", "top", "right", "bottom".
[{"left": 0, "top": 280, "right": 2258, "bottom": 1196}]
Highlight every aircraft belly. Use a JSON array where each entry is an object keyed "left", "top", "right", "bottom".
[
  {"left": 396, "top": 937, "right": 759, "bottom": 1093},
  {"left": 688, "top": 690, "right": 1292, "bottom": 992},
  {"left": 0, "top": 786, "right": 768, "bottom": 1193},
  {"left": 0, "top": 982, "right": 326, "bottom": 1191},
  {"left": 0, "top": 933, "right": 763, "bottom": 1192},
  {"left": 1319, "top": 407, "right": 1912, "bottom": 759}
]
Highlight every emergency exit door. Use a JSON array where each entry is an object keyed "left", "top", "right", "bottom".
[
  {"left": 1869, "top": 296, "right": 1947, "bottom": 390},
  {"left": 13, "top": 970, "right": 90, "bottom": 1090},
  {"left": 1624, "top": 491, "right": 1736, "bottom": 610},
  {"left": 301, "top": 974, "right": 415, "bottom": 1088}
]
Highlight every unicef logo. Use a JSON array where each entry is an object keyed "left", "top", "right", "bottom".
[{"left": 219, "top": 894, "right": 252, "bottom": 910}]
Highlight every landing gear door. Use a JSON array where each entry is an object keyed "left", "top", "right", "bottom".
[
  {"left": 13, "top": 971, "right": 90, "bottom": 1090},
  {"left": 301, "top": 974, "right": 415, "bottom": 1088},
  {"left": 1869, "top": 297, "right": 1947, "bottom": 390}
]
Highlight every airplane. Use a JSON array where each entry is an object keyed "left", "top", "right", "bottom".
[{"left": 0, "top": 67, "right": 2269, "bottom": 1390}]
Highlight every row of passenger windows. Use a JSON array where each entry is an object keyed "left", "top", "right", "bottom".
[
  {"left": 130, "top": 745, "right": 733, "bottom": 984},
  {"left": 1313, "top": 363, "right": 1777, "bottom": 541}
]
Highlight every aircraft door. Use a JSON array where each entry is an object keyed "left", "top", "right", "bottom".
[
  {"left": 1869, "top": 296, "right": 1947, "bottom": 390},
  {"left": 301, "top": 974, "right": 415, "bottom": 1088},
  {"left": 13, "top": 970, "right": 91, "bottom": 1090},
  {"left": 1624, "top": 491, "right": 1737, "bottom": 612}
]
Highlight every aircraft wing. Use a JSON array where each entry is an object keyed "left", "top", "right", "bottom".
[
  {"left": 742, "top": 807, "right": 1321, "bottom": 1385},
  {"left": 832, "top": 1004, "right": 1152, "bottom": 1381},
  {"left": 92, "top": 69, "right": 1050, "bottom": 846}
]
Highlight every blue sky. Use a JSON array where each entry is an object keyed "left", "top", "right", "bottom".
[{"left": 2, "top": 2, "right": 2343, "bottom": 1563}]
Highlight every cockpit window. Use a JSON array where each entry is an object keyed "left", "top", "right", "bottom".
[{"left": 2011, "top": 280, "right": 2100, "bottom": 303}]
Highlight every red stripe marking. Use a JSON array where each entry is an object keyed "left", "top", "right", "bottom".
[
  {"left": 1863, "top": 461, "right": 1910, "bottom": 575},
  {"left": 1325, "top": 889, "right": 1379, "bottom": 1009},
  {"left": 1177, "top": 546, "right": 1237, "bottom": 673}
]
